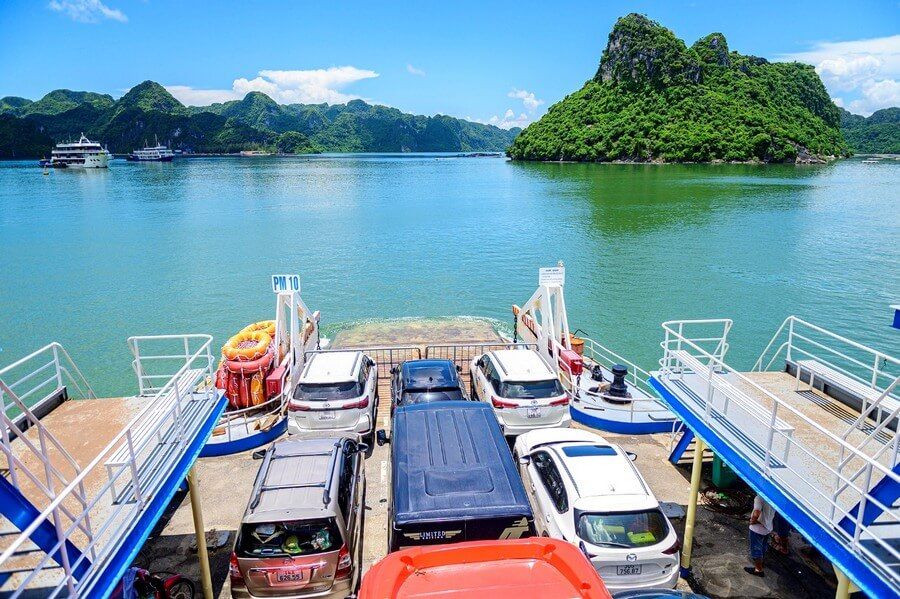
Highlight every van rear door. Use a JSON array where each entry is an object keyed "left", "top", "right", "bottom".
[
  {"left": 392, "top": 515, "right": 534, "bottom": 551},
  {"left": 236, "top": 518, "right": 343, "bottom": 596}
]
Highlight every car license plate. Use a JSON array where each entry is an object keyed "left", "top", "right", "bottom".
[
  {"left": 274, "top": 570, "right": 305, "bottom": 583},
  {"left": 616, "top": 564, "right": 642, "bottom": 576},
  {"left": 525, "top": 407, "right": 542, "bottom": 419},
  {"left": 319, "top": 410, "right": 336, "bottom": 421}
]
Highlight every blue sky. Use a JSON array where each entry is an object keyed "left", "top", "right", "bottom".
[{"left": 1, "top": 0, "right": 898, "bottom": 125}]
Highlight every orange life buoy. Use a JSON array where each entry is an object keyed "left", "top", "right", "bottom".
[
  {"left": 222, "top": 330, "right": 271, "bottom": 361},
  {"left": 241, "top": 320, "right": 276, "bottom": 338}
]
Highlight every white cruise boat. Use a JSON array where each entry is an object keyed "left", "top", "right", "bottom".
[
  {"left": 128, "top": 138, "right": 175, "bottom": 162},
  {"left": 47, "top": 134, "right": 112, "bottom": 168}
]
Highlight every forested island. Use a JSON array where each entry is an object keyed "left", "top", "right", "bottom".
[
  {"left": 0, "top": 82, "right": 519, "bottom": 157},
  {"left": 840, "top": 108, "right": 900, "bottom": 155},
  {"left": 508, "top": 14, "right": 856, "bottom": 163}
]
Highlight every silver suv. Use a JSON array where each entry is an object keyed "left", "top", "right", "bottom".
[
  {"left": 230, "top": 437, "right": 366, "bottom": 599},
  {"left": 288, "top": 351, "right": 378, "bottom": 447}
]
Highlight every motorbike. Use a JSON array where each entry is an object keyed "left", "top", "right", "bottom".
[{"left": 111, "top": 567, "right": 195, "bottom": 599}]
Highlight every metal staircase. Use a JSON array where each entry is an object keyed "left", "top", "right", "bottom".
[
  {"left": 0, "top": 337, "right": 226, "bottom": 597},
  {"left": 650, "top": 317, "right": 900, "bottom": 598}
]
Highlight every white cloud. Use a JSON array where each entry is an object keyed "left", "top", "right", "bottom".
[
  {"left": 468, "top": 110, "right": 531, "bottom": 130},
  {"left": 165, "top": 67, "right": 380, "bottom": 106},
  {"left": 779, "top": 35, "right": 900, "bottom": 115},
  {"left": 508, "top": 88, "right": 544, "bottom": 113},
  {"left": 849, "top": 78, "right": 900, "bottom": 115},
  {"left": 48, "top": 0, "right": 127, "bottom": 22},
  {"left": 406, "top": 64, "right": 426, "bottom": 77}
]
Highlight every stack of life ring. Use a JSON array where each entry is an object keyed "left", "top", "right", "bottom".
[{"left": 218, "top": 321, "right": 277, "bottom": 410}]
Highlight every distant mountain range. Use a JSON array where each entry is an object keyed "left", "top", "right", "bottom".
[
  {"left": 839, "top": 107, "right": 900, "bottom": 154},
  {"left": 0, "top": 81, "right": 520, "bottom": 157}
]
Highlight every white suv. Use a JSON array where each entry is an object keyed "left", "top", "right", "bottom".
[
  {"left": 288, "top": 351, "right": 378, "bottom": 446},
  {"left": 469, "top": 349, "right": 571, "bottom": 436},
  {"left": 513, "top": 428, "right": 680, "bottom": 592}
]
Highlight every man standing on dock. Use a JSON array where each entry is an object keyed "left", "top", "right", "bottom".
[{"left": 745, "top": 494, "right": 775, "bottom": 577}]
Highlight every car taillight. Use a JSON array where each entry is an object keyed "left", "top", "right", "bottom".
[
  {"left": 491, "top": 396, "right": 517, "bottom": 409},
  {"left": 549, "top": 395, "right": 569, "bottom": 407},
  {"left": 229, "top": 552, "right": 244, "bottom": 584},
  {"left": 335, "top": 544, "right": 352, "bottom": 579},
  {"left": 343, "top": 396, "right": 369, "bottom": 409},
  {"left": 287, "top": 401, "right": 310, "bottom": 412},
  {"left": 662, "top": 538, "right": 681, "bottom": 555}
]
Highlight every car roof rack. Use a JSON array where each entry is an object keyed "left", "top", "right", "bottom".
[{"left": 249, "top": 441, "right": 343, "bottom": 510}]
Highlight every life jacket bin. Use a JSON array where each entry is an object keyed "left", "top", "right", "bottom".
[
  {"left": 266, "top": 365, "right": 286, "bottom": 397},
  {"left": 559, "top": 348, "right": 583, "bottom": 377}
]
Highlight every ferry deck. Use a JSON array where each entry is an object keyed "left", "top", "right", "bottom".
[{"left": 1, "top": 280, "right": 897, "bottom": 598}]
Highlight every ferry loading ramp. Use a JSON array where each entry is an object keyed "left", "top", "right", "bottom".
[
  {"left": 651, "top": 316, "right": 900, "bottom": 598},
  {"left": 0, "top": 336, "right": 226, "bottom": 597}
]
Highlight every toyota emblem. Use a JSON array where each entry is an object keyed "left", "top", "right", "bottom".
[
  {"left": 323, "top": 403, "right": 330, "bottom": 409},
  {"left": 626, "top": 553, "right": 637, "bottom": 562}
]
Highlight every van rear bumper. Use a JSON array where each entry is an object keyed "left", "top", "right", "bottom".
[{"left": 230, "top": 578, "right": 351, "bottom": 599}]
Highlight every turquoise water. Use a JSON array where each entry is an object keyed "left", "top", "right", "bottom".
[{"left": 1, "top": 155, "right": 898, "bottom": 396}]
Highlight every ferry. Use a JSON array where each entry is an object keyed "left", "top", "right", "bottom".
[
  {"left": 0, "top": 270, "right": 896, "bottom": 598},
  {"left": 127, "top": 138, "right": 175, "bottom": 162},
  {"left": 44, "top": 134, "right": 112, "bottom": 168}
]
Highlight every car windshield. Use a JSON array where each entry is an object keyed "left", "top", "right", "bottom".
[
  {"left": 295, "top": 381, "right": 361, "bottom": 401},
  {"left": 576, "top": 509, "right": 668, "bottom": 548},
  {"left": 400, "top": 388, "right": 465, "bottom": 405},
  {"left": 500, "top": 379, "right": 565, "bottom": 399},
  {"left": 237, "top": 518, "right": 342, "bottom": 557}
]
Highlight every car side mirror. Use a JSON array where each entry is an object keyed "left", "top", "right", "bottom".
[
  {"left": 456, "top": 364, "right": 462, "bottom": 372},
  {"left": 626, "top": 451, "right": 637, "bottom": 462},
  {"left": 376, "top": 430, "right": 389, "bottom": 446},
  {"left": 476, "top": 357, "right": 484, "bottom": 367},
  {"left": 390, "top": 366, "right": 398, "bottom": 375},
  {"left": 356, "top": 443, "right": 369, "bottom": 455},
  {"left": 518, "top": 455, "right": 531, "bottom": 466}
]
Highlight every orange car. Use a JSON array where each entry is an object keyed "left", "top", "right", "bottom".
[{"left": 359, "top": 538, "right": 613, "bottom": 599}]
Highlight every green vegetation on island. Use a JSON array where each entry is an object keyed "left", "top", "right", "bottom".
[
  {"left": 0, "top": 81, "right": 518, "bottom": 158},
  {"left": 508, "top": 14, "right": 849, "bottom": 163},
  {"left": 840, "top": 107, "right": 900, "bottom": 154}
]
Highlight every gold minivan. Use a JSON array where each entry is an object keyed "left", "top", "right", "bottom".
[{"left": 230, "top": 437, "right": 366, "bottom": 598}]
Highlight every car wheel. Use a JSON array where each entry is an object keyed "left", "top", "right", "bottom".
[{"left": 363, "top": 430, "right": 375, "bottom": 457}]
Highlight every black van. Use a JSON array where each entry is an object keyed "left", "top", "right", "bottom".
[{"left": 378, "top": 400, "right": 534, "bottom": 551}]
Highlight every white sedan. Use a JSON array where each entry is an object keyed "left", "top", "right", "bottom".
[{"left": 513, "top": 428, "right": 681, "bottom": 592}]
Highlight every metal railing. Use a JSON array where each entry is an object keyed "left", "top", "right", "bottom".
[
  {"left": 754, "top": 316, "right": 900, "bottom": 427},
  {"left": 658, "top": 319, "right": 900, "bottom": 590},
  {"left": 0, "top": 335, "right": 218, "bottom": 597},
  {"left": 560, "top": 336, "right": 672, "bottom": 424},
  {"left": 425, "top": 342, "right": 536, "bottom": 379},
  {"left": 309, "top": 346, "right": 423, "bottom": 380}
]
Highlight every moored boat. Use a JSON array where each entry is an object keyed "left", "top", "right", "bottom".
[
  {"left": 127, "top": 138, "right": 175, "bottom": 162},
  {"left": 44, "top": 134, "right": 112, "bottom": 168},
  {"left": 511, "top": 266, "right": 678, "bottom": 433}
]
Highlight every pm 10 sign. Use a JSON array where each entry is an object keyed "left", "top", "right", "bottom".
[{"left": 272, "top": 275, "right": 301, "bottom": 293}]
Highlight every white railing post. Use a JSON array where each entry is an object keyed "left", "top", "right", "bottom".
[
  {"left": 852, "top": 463, "right": 874, "bottom": 547},
  {"left": 787, "top": 317, "right": 794, "bottom": 363},
  {"left": 134, "top": 338, "right": 145, "bottom": 396},
  {"left": 763, "top": 403, "right": 778, "bottom": 473},
  {"left": 52, "top": 344, "right": 64, "bottom": 391},
  {"left": 126, "top": 430, "right": 144, "bottom": 507}
]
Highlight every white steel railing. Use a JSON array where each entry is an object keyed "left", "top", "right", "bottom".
[
  {"left": 659, "top": 319, "right": 900, "bottom": 590},
  {"left": 560, "top": 336, "right": 672, "bottom": 424},
  {"left": 753, "top": 316, "right": 900, "bottom": 431},
  {"left": 0, "top": 335, "right": 217, "bottom": 597}
]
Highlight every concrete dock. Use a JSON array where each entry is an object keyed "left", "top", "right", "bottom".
[{"left": 133, "top": 319, "right": 840, "bottom": 598}]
